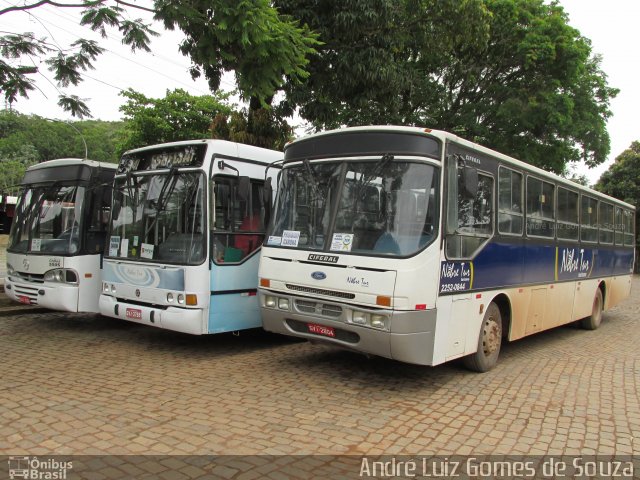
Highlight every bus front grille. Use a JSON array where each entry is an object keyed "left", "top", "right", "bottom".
[
  {"left": 295, "top": 299, "right": 343, "bottom": 318},
  {"left": 285, "top": 284, "right": 355, "bottom": 300},
  {"left": 14, "top": 271, "right": 45, "bottom": 284},
  {"left": 13, "top": 284, "right": 39, "bottom": 304}
]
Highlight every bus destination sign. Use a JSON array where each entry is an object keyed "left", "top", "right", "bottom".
[{"left": 117, "top": 144, "right": 207, "bottom": 174}]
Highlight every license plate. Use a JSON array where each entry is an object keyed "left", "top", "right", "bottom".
[
  {"left": 125, "top": 308, "right": 142, "bottom": 320},
  {"left": 17, "top": 295, "right": 31, "bottom": 305},
  {"left": 308, "top": 323, "right": 335, "bottom": 338}
]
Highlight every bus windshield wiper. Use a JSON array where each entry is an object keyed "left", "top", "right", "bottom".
[{"left": 144, "top": 167, "right": 180, "bottom": 238}]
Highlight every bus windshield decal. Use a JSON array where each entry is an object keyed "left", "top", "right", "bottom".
[
  {"left": 281, "top": 230, "right": 300, "bottom": 247},
  {"left": 267, "top": 235, "right": 282, "bottom": 246},
  {"left": 109, "top": 236, "right": 120, "bottom": 256},
  {"left": 330, "top": 233, "right": 354, "bottom": 252}
]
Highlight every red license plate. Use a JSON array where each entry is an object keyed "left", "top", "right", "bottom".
[
  {"left": 308, "top": 323, "right": 335, "bottom": 338},
  {"left": 17, "top": 295, "right": 31, "bottom": 305},
  {"left": 125, "top": 308, "right": 142, "bottom": 320}
]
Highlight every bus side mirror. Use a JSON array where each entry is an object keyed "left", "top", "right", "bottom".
[
  {"left": 238, "top": 176, "right": 251, "bottom": 203},
  {"left": 461, "top": 166, "right": 478, "bottom": 198}
]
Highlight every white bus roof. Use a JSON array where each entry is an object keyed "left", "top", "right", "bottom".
[
  {"left": 123, "top": 139, "right": 282, "bottom": 163},
  {"left": 28, "top": 158, "right": 117, "bottom": 170}
]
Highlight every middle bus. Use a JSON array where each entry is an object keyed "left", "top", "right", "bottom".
[{"left": 99, "top": 140, "right": 281, "bottom": 334}]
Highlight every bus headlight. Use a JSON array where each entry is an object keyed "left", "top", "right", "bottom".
[
  {"left": 103, "top": 283, "right": 110, "bottom": 293},
  {"left": 44, "top": 269, "right": 78, "bottom": 284},
  {"left": 370, "top": 315, "right": 386, "bottom": 329},
  {"left": 352, "top": 311, "right": 370, "bottom": 325},
  {"left": 177, "top": 294, "right": 185, "bottom": 304},
  {"left": 265, "top": 296, "right": 276, "bottom": 308},
  {"left": 278, "top": 298, "right": 290, "bottom": 310},
  {"left": 7, "top": 264, "right": 15, "bottom": 276},
  {"left": 110, "top": 284, "right": 116, "bottom": 294},
  {"left": 167, "top": 293, "right": 174, "bottom": 303}
]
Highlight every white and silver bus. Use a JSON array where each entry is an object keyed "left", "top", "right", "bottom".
[
  {"left": 5, "top": 159, "right": 116, "bottom": 312},
  {"left": 258, "top": 126, "right": 635, "bottom": 371},
  {"left": 99, "top": 140, "right": 280, "bottom": 334}
]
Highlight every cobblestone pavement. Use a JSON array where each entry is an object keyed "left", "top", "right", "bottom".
[{"left": 1, "top": 278, "right": 638, "bottom": 457}]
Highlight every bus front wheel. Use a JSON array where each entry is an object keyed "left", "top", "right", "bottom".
[
  {"left": 581, "top": 288, "right": 603, "bottom": 330},
  {"left": 464, "top": 302, "right": 502, "bottom": 373}
]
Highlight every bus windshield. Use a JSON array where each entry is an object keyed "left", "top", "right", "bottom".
[
  {"left": 9, "top": 184, "right": 84, "bottom": 255},
  {"left": 109, "top": 170, "right": 206, "bottom": 265},
  {"left": 268, "top": 159, "right": 438, "bottom": 256}
]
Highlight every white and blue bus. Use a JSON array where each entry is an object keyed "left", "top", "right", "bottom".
[
  {"left": 258, "top": 126, "right": 635, "bottom": 371},
  {"left": 99, "top": 140, "right": 280, "bottom": 334},
  {"left": 5, "top": 159, "right": 116, "bottom": 312}
]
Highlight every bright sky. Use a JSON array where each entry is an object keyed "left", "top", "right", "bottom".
[{"left": 1, "top": 0, "right": 638, "bottom": 184}]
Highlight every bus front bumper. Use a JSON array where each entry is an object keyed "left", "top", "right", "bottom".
[
  {"left": 4, "top": 279, "right": 79, "bottom": 312},
  {"left": 260, "top": 293, "right": 438, "bottom": 366},
  {"left": 99, "top": 295, "right": 206, "bottom": 335}
]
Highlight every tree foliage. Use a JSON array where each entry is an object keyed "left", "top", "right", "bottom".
[
  {"left": 117, "top": 88, "right": 232, "bottom": 153},
  {"left": 596, "top": 142, "right": 640, "bottom": 207},
  {"left": 0, "top": 110, "right": 123, "bottom": 163},
  {"left": 210, "top": 107, "right": 293, "bottom": 151},
  {"left": 0, "top": 0, "right": 319, "bottom": 116},
  {"left": 0, "top": 144, "right": 38, "bottom": 194},
  {"left": 155, "top": 0, "right": 320, "bottom": 104},
  {"left": 118, "top": 88, "right": 292, "bottom": 153},
  {"left": 0, "top": 1, "right": 157, "bottom": 117},
  {"left": 276, "top": 0, "right": 618, "bottom": 173}
]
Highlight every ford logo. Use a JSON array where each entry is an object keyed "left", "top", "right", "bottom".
[{"left": 311, "top": 271, "right": 327, "bottom": 280}]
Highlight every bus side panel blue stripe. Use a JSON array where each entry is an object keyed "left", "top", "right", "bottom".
[{"left": 456, "top": 241, "right": 633, "bottom": 292}]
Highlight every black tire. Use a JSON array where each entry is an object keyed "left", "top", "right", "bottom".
[
  {"left": 581, "top": 288, "right": 603, "bottom": 330},
  {"left": 463, "top": 302, "right": 502, "bottom": 373}
]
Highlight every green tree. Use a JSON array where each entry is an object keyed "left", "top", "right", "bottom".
[
  {"left": 117, "top": 88, "right": 232, "bottom": 153},
  {"left": 276, "top": 0, "right": 617, "bottom": 173},
  {"left": 118, "top": 88, "right": 292, "bottom": 152},
  {"left": 596, "top": 142, "right": 640, "bottom": 270},
  {"left": 0, "top": 1, "right": 319, "bottom": 117},
  {"left": 0, "top": 144, "right": 38, "bottom": 194},
  {"left": 0, "top": 110, "right": 122, "bottom": 162}
]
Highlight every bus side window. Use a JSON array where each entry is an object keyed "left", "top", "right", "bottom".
[
  {"left": 623, "top": 209, "right": 635, "bottom": 246},
  {"left": 614, "top": 207, "right": 624, "bottom": 245},
  {"left": 599, "top": 202, "right": 614, "bottom": 244},
  {"left": 557, "top": 187, "right": 579, "bottom": 240},
  {"left": 445, "top": 156, "right": 494, "bottom": 259},
  {"left": 580, "top": 195, "right": 598, "bottom": 243},
  {"left": 211, "top": 177, "right": 267, "bottom": 264},
  {"left": 498, "top": 166, "right": 523, "bottom": 235},
  {"left": 526, "top": 177, "right": 555, "bottom": 238}
]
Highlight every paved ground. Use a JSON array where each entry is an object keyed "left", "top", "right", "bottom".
[{"left": 0, "top": 277, "right": 638, "bottom": 457}]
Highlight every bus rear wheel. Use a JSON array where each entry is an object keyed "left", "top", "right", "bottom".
[
  {"left": 463, "top": 302, "right": 502, "bottom": 373},
  {"left": 581, "top": 288, "right": 603, "bottom": 330}
]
